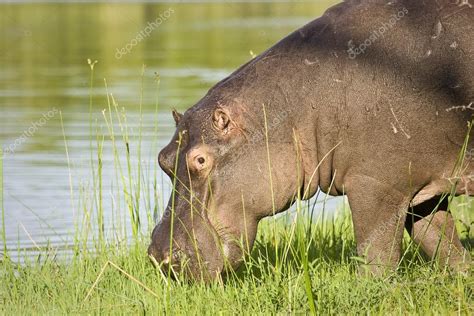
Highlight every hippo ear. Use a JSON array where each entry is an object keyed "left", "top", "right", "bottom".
[
  {"left": 172, "top": 109, "right": 183, "bottom": 126},
  {"left": 212, "top": 108, "right": 232, "bottom": 134}
]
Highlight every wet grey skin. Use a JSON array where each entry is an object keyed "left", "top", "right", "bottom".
[{"left": 148, "top": 0, "right": 473, "bottom": 281}]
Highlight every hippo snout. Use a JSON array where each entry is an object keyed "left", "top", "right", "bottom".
[{"left": 148, "top": 201, "right": 229, "bottom": 282}]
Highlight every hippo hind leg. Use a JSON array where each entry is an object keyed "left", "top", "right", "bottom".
[{"left": 406, "top": 197, "right": 471, "bottom": 273}]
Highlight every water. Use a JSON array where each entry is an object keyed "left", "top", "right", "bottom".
[{"left": 0, "top": 1, "right": 342, "bottom": 261}]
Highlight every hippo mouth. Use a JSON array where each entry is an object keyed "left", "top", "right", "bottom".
[
  {"left": 147, "top": 202, "right": 230, "bottom": 282},
  {"left": 148, "top": 249, "right": 221, "bottom": 282}
]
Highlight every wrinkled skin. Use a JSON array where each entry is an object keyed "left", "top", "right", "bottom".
[{"left": 148, "top": 0, "right": 473, "bottom": 281}]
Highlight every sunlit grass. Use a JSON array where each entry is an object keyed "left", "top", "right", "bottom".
[{"left": 0, "top": 206, "right": 472, "bottom": 314}]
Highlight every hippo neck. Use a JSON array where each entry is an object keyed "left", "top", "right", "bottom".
[{"left": 248, "top": 39, "right": 344, "bottom": 199}]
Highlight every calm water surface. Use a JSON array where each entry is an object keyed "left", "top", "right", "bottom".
[{"left": 0, "top": 1, "right": 343, "bottom": 261}]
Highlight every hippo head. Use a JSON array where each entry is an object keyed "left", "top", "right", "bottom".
[{"left": 148, "top": 62, "right": 317, "bottom": 282}]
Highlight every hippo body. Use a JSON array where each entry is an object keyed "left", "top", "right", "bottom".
[{"left": 149, "top": 0, "right": 473, "bottom": 280}]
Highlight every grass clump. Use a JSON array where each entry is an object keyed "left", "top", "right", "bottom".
[{"left": 0, "top": 207, "right": 472, "bottom": 314}]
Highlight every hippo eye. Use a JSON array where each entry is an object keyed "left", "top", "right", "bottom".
[
  {"left": 194, "top": 156, "right": 207, "bottom": 171},
  {"left": 187, "top": 147, "right": 213, "bottom": 175}
]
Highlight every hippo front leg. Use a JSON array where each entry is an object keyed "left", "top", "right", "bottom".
[
  {"left": 346, "top": 175, "right": 410, "bottom": 275},
  {"left": 406, "top": 197, "right": 471, "bottom": 273},
  {"left": 411, "top": 211, "right": 471, "bottom": 273}
]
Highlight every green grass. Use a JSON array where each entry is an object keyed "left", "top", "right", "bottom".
[
  {"left": 0, "top": 207, "right": 472, "bottom": 314},
  {"left": 0, "top": 65, "right": 473, "bottom": 314}
]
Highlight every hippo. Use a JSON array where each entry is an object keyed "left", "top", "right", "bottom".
[{"left": 148, "top": 0, "right": 473, "bottom": 281}]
